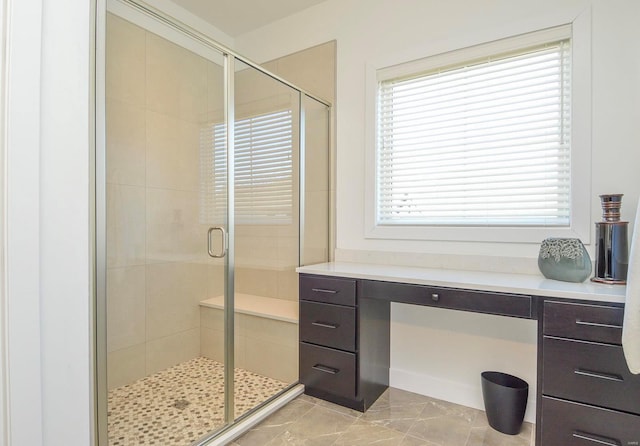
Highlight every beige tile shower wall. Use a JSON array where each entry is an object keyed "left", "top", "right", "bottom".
[
  {"left": 263, "top": 41, "right": 336, "bottom": 104},
  {"left": 233, "top": 59, "right": 301, "bottom": 302},
  {"left": 106, "top": 14, "right": 225, "bottom": 389},
  {"left": 264, "top": 41, "right": 336, "bottom": 267},
  {"left": 303, "top": 97, "right": 331, "bottom": 266}
]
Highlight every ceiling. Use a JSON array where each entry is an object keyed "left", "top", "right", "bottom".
[{"left": 170, "top": 0, "right": 329, "bottom": 37}]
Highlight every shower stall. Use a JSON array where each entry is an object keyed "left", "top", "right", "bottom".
[{"left": 98, "top": 3, "right": 330, "bottom": 445}]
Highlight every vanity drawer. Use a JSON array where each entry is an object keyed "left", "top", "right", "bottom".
[
  {"left": 543, "top": 336, "right": 640, "bottom": 415},
  {"left": 543, "top": 300, "right": 623, "bottom": 344},
  {"left": 300, "top": 301, "right": 356, "bottom": 352},
  {"left": 360, "top": 280, "right": 532, "bottom": 318},
  {"left": 540, "top": 396, "right": 640, "bottom": 446},
  {"left": 300, "top": 275, "right": 356, "bottom": 307},
  {"left": 299, "top": 342, "right": 356, "bottom": 399}
]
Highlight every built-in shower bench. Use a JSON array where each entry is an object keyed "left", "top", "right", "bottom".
[
  {"left": 200, "top": 293, "right": 298, "bottom": 323},
  {"left": 199, "top": 293, "right": 298, "bottom": 383}
]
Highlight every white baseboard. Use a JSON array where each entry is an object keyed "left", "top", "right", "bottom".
[{"left": 390, "top": 368, "right": 536, "bottom": 424}]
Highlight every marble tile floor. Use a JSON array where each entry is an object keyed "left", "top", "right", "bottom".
[
  {"left": 233, "top": 388, "right": 534, "bottom": 446},
  {"left": 107, "top": 357, "right": 288, "bottom": 446}
]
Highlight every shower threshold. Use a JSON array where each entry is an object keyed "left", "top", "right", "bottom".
[{"left": 107, "top": 356, "right": 288, "bottom": 445}]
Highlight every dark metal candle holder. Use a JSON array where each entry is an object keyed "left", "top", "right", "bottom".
[{"left": 592, "top": 194, "right": 629, "bottom": 284}]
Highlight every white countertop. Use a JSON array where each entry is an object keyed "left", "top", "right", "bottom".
[{"left": 296, "top": 262, "right": 627, "bottom": 304}]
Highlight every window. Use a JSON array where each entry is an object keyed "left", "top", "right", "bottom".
[
  {"left": 200, "top": 109, "right": 294, "bottom": 225},
  {"left": 377, "top": 34, "right": 571, "bottom": 228},
  {"left": 367, "top": 23, "right": 591, "bottom": 243}
]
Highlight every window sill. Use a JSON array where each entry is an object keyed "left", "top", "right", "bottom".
[{"left": 365, "top": 223, "right": 590, "bottom": 244}]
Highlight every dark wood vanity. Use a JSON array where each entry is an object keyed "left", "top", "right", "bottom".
[
  {"left": 298, "top": 272, "right": 640, "bottom": 446},
  {"left": 538, "top": 300, "right": 640, "bottom": 444},
  {"left": 298, "top": 275, "right": 389, "bottom": 411}
]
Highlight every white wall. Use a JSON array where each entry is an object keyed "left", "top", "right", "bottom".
[
  {"left": 1, "top": 4, "right": 7, "bottom": 445},
  {"left": 236, "top": 0, "right": 640, "bottom": 265},
  {"left": 4, "top": 0, "right": 94, "bottom": 444},
  {"left": 390, "top": 304, "right": 538, "bottom": 422},
  {"left": 121, "top": 0, "right": 235, "bottom": 49},
  {"left": 4, "top": 0, "right": 45, "bottom": 444},
  {"left": 39, "top": 0, "right": 94, "bottom": 444},
  {"left": 0, "top": 0, "right": 5, "bottom": 439},
  {"left": 235, "top": 0, "right": 640, "bottom": 421}
]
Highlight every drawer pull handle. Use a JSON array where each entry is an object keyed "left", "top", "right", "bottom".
[
  {"left": 575, "top": 320, "right": 623, "bottom": 330},
  {"left": 574, "top": 369, "right": 624, "bottom": 382},
  {"left": 312, "top": 364, "right": 339, "bottom": 375},
  {"left": 572, "top": 430, "right": 621, "bottom": 446},
  {"left": 431, "top": 293, "right": 440, "bottom": 302},
  {"left": 312, "top": 321, "right": 339, "bottom": 329},
  {"left": 312, "top": 288, "right": 338, "bottom": 294}
]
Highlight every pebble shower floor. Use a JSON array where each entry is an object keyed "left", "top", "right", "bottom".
[{"left": 107, "top": 357, "right": 288, "bottom": 445}]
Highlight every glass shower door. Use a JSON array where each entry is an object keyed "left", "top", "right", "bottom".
[
  {"left": 104, "top": 13, "right": 233, "bottom": 444},
  {"left": 103, "top": 6, "right": 331, "bottom": 445},
  {"left": 230, "top": 60, "right": 301, "bottom": 421}
]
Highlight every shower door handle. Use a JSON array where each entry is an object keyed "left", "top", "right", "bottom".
[{"left": 207, "top": 226, "right": 227, "bottom": 258}]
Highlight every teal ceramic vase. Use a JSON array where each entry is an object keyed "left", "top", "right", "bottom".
[{"left": 538, "top": 238, "right": 592, "bottom": 283}]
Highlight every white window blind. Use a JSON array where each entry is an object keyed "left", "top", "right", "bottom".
[
  {"left": 377, "top": 39, "right": 571, "bottom": 227},
  {"left": 200, "top": 109, "right": 293, "bottom": 225}
]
